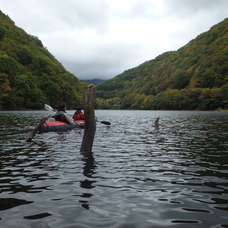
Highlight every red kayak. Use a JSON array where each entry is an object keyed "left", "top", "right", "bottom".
[{"left": 38, "top": 120, "right": 85, "bottom": 133}]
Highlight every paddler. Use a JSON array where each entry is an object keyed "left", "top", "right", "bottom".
[
  {"left": 73, "top": 107, "right": 85, "bottom": 121},
  {"left": 52, "top": 104, "right": 73, "bottom": 124}
]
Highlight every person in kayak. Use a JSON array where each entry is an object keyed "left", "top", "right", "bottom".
[
  {"left": 73, "top": 107, "right": 85, "bottom": 121},
  {"left": 52, "top": 104, "right": 73, "bottom": 124}
]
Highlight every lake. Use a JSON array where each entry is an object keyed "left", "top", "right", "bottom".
[{"left": 0, "top": 110, "right": 227, "bottom": 228}]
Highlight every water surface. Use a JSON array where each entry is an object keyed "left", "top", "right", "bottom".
[{"left": 0, "top": 110, "right": 227, "bottom": 228}]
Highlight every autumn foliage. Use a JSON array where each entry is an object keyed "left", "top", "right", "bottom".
[
  {"left": 96, "top": 18, "right": 228, "bottom": 110},
  {"left": 0, "top": 11, "right": 85, "bottom": 110}
]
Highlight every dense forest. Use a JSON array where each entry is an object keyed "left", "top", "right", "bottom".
[
  {"left": 0, "top": 11, "right": 86, "bottom": 110},
  {"left": 96, "top": 18, "right": 228, "bottom": 110}
]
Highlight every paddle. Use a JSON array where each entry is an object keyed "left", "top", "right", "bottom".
[
  {"left": 95, "top": 117, "right": 111, "bottom": 125},
  {"left": 98, "top": 120, "right": 111, "bottom": 125},
  {"left": 44, "top": 104, "right": 111, "bottom": 125},
  {"left": 44, "top": 104, "right": 55, "bottom": 112}
]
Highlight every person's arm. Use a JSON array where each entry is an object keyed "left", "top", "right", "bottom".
[
  {"left": 64, "top": 113, "right": 73, "bottom": 124},
  {"left": 52, "top": 113, "right": 57, "bottom": 118},
  {"left": 72, "top": 112, "right": 77, "bottom": 120}
]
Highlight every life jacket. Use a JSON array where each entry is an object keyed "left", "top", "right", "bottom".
[{"left": 73, "top": 110, "right": 85, "bottom": 120}]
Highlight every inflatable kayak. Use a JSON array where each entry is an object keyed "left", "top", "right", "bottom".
[{"left": 38, "top": 120, "right": 85, "bottom": 133}]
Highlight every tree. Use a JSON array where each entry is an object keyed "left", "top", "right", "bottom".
[
  {"left": 198, "top": 88, "right": 222, "bottom": 110},
  {"left": 0, "top": 73, "right": 11, "bottom": 106},
  {"left": 220, "top": 83, "right": 228, "bottom": 108},
  {"left": 0, "top": 27, "right": 5, "bottom": 40}
]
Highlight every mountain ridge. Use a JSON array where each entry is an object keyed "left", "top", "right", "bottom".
[
  {"left": 0, "top": 10, "right": 85, "bottom": 110},
  {"left": 1, "top": 10, "right": 227, "bottom": 110},
  {"left": 96, "top": 18, "right": 228, "bottom": 110}
]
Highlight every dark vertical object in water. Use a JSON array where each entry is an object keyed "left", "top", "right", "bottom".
[
  {"left": 80, "top": 84, "right": 96, "bottom": 154},
  {"left": 155, "top": 117, "right": 160, "bottom": 130},
  {"left": 25, "top": 115, "right": 51, "bottom": 142}
]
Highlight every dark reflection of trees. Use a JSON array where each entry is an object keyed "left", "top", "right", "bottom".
[{"left": 79, "top": 152, "right": 97, "bottom": 210}]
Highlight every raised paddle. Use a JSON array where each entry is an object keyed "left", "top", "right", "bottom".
[{"left": 44, "top": 104, "right": 55, "bottom": 112}]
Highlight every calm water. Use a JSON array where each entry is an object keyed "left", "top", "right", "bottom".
[{"left": 0, "top": 110, "right": 227, "bottom": 228}]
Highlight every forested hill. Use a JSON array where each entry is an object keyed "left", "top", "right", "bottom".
[
  {"left": 0, "top": 10, "right": 85, "bottom": 110},
  {"left": 96, "top": 18, "right": 228, "bottom": 110}
]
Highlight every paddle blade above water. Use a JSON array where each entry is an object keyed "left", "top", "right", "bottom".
[
  {"left": 100, "top": 121, "right": 111, "bottom": 125},
  {"left": 44, "top": 104, "right": 54, "bottom": 112}
]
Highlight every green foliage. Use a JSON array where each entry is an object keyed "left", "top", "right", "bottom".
[
  {"left": 0, "top": 73, "right": 11, "bottom": 106},
  {"left": 0, "top": 10, "right": 85, "bottom": 110},
  {"left": 219, "top": 83, "right": 228, "bottom": 108},
  {"left": 0, "top": 27, "right": 5, "bottom": 40},
  {"left": 0, "top": 51, "right": 25, "bottom": 76},
  {"left": 31, "top": 35, "right": 43, "bottom": 47},
  {"left": 96, "top": 18, "right": 228, "bottom": 110},
  {"left": 15, "top": 45, "right": 34, "bottom": 65}
]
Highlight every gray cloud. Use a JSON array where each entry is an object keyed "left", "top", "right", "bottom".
[
  {"left": 165, "top": 0, "right": 228, "bottom": 15},
  {"left": 1, "top": 0, "right": 227, "bottom": 80}
]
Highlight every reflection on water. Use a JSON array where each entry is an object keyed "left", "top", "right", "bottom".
[
  {"left": 80, "top": 152, "right": 96, "bottom": 210},
  {"left": 0, "top": 110, "right": 227, "bottom": 227}
]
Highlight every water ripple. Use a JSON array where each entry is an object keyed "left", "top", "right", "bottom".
[{"left": 0, "top": 110, "right": 227, "bottom": 227}]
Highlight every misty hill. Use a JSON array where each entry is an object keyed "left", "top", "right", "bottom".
[
  {"left": 96, "top": 18, "right": 228, "bottom": 110},
  {"left": 0, "top": 10, "right": 85, "bottom": 110}
]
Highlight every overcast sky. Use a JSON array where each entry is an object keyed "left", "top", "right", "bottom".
[{"left": 1, "top": 0, "right": 227, "bottom": 80}]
